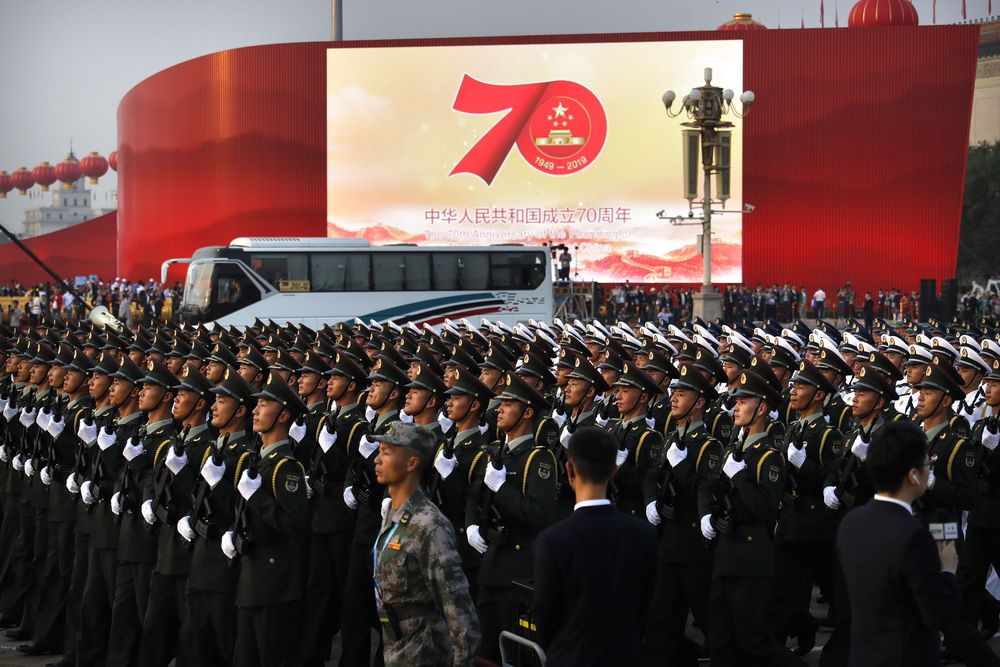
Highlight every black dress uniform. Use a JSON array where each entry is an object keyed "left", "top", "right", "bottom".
[
  {"left": 608, "top": 363, "right": 664, "bottom": 518},
  {"left": 959, "top": 360, "right": 1000, "bottom": 629},
  {"left": 76, "top": 352, "right": 129, "bottom": 667},
  {"left": 704, "top": 429, "right": 807, "bottom": 667},
  {"left": 641, "top": 363, "right": 722, "bottom": 666},
  {"left": 139, "top": 367, "right": 215, "bottom": 667},
  {"left": 300, "top": 366, "right": 365, "bottom": 667},
  {"left": 466, "top": 372, "right": 556, "bottom": 664},
  {"left": 108, "top": 359, "right": 179, "bottom": 667},
  {"left": 430, "top": 368, "right": 493, "bottom": 590},
  {"left": 30, "top": 352, "right": 93, "bottom": 656},
  {"left": 231, "top": 374, "right": 309, "bottom": 667},
  {"left": 341, "top": 355, "right": 406, "bottom": 667}
]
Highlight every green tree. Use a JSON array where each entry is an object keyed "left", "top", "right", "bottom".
[{"left": 960, "top": 141, "right": 1000, "bottom": 281}]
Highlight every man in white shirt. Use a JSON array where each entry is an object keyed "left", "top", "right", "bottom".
[{"left": 812, "top": 287, "right": 827, "bottom": 320}]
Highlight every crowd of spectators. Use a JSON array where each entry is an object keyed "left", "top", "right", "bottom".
[
  {"left": 0, "top": 278, "right": 182, "bottom": 330},
  {"left": 593, "top": 281, "right": 1000, "bottom": 326}
]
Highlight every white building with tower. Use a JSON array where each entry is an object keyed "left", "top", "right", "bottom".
[{"left": 22, "top": 175, "right": 114, "bottom": 238}]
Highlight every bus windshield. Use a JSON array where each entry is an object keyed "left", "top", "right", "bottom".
[{"left": 180, "top": 261, "right": 262, "bottom": 323}]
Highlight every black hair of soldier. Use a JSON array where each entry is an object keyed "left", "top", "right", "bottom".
[
  {"left": 866, "top": 420, "right": 928, "bottom": 496},
  {"left": 566, "top": 425, "right": 617, "bottom": 484}
]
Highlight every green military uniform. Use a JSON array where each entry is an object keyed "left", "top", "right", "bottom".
[{"left": 374, "top": 487, "right": 479, "bottom": 667}]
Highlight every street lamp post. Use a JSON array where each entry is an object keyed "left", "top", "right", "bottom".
[{"left": 662, "top": 68, "right": 754, "bottom": 322}]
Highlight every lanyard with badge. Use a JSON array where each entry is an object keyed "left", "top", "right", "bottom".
[{"left": 373, "top": 521, "right": 404, "bottom": 641}]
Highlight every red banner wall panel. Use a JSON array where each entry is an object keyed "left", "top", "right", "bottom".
[
  {"left": 116, "top": 27, "right": 979, "bottom": 298},
  {"left": 0, "top": 211, "right": 117, "bottom": 285}
]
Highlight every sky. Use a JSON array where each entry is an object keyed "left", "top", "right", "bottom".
[{"left": 0, "top": 0, "right": 983, "bottom": 235}]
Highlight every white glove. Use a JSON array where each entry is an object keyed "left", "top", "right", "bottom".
[
  {"left": 645, "top": 501, "right": 661, "bottom": 526},
  {"left": 65, "top": 473, "right": 80, "bottom": 494},
  {"left": 380, "top": 496, "right": 392, "bottom": 520},
  {"left": 615, "top": 448, "right": 628, "bottom": 468},
  {"left": 552, "top": 410, "right": 567, "bottom": 428},
  {"left": 40, "top": 466, "right": 52, "bottom": 485},
  {"left": 484, "top": 463, "right": 507, "bottom": 493},
  {"left": 237, "top": 470, "right": 262, "bottom": 501},
  {"left": 787, "top": 442, "right": 807, "bottom": 469},
  {"left": 365, "top": 405, "right": 377, "bottom": 421},
  {"left": 851, "top": 435, "right": 870, "bottom": 462},
  {"left": 595, "top": 414, "right": 609, "bottom": 427},
  {"left": 97, "top": 427, "right": 117, "bottom": 451},
  {"left": 318, "top": 426, "right": 338, "bottom": 453},
  {"left": 19, "top": 409, "right": 37, "bottom": 427},
  {"left": 823, "top": 486, "right": 841, "bottom": 510},
  {"left": 0, "top": 396, "right": 7, "bottom": 413},
  {"left": 399, "top": 410, "right": 414, "bottom": 424},
  {"left": 38, "top": 409, "right": 52, "bottom": 431},
  {"left": 666, "top": 442, "right": 687, "bottom": 468},
  {"left": 359, "top": 435, "right": 379, "bottom": 459},
  {"left": 437, "top": 413, "right": 454, "bottom": 433},
  {"left": 165, "top": 447, "right": 188, "bottom": 475},
  {"left": 343, "top": 486, "right": 358, "bottom": 510},
  {"left": 559, "top": 426, "right": 572, "bottom": 449},
  {"left": 289, "top": 419, "right": 307, "bottom": 443},
  {"left": 47, "top": 416, "right": 65, "bottom": 438},
  {"left": 769, "top": 409, "right": 780, "bottom": 421},
  {"left": 122, "top": 438, "right": 144, "bottom": 461},
  {"left": 701, "top": 514, "right": 717, "bottom": 540},
  {"left": 177, "top": 515, "right": 195, "bottom": 542},
  {"left": 305, "top": 475, "right": 314, "bottom": 499},
  {"left": 12, "top": 455, "right": 23, "bottom": 471},
  {"left": 927, "top": 467, "right": 936, "bottom": 490},
  {"left": 141, "top": 499, "right": 156, "bottom": 525},
  {"left": 478, "top": 423, "right": 489, "bottom": 435},
  {"left": 2, "top": 403, "right": 18, "bottom": 421},
  {"left": 466, "top": 524, "right": 488, "bottom": 554},
  {"left": 80, "top": 480, "right": 95, "bottom": 504},
  {"left": 434, "top": 451, "right": 457, "bottom": 480},
  {"left": 78, "top": 419, "right": 97, "bottom": 444},
  {"left": 200, "top": 457, "right": 226, "bottom": 488},
  {"left": 983, "top": 423, "right": 1000, "bottom": 451},
  {"left": 0, "top": 444, "right": 7, "bottom": 462},
  {"left": 24, "top": 458, "right": 35, "bottom": 477},
  {"left": 111, "top": 492, "right": 122, "bottom": 515},
  {"left": 723, "top": 455, "right": 747, "bottom": 479},
  {"left": 645, "top": 417, "right": 656, "bottom": 430},
  {"left": 221, "top": 531, "right": 238, "bottom": 559}
]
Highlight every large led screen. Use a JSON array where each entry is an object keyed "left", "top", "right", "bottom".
[{"left": 327, "top": 40, "right": 743, "bottom": 282}]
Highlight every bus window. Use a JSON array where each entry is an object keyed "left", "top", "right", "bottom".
[
  {"left": 372, "top": 254, "right": 404, "bottom": 290},
  {"left": 372, "top": 253, "right": 431, "bottom": 291},
  {"left": 310, "top": 252, "right": 370, "bottom": 291},
  {"left": 432, "top": 253, "right": 459, "bottom": 290},
  {"left": 490, "top": 252, "right": 545, "bottom": 290},
  {"left": 249, "top": 254, "right": 308, "bottom": 290},
  {"left": 459, "top": 253, "right": 489, "bottom": 290}
]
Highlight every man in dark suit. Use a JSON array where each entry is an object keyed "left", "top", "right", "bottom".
[
  {"left": 532, "top": 425, "right": 656, "bottom": 667},
  {"left": 837, "top": 420, "right": 959, "bottom": 667}
]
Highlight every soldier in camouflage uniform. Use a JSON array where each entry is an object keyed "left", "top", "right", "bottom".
[{"left": 372, "top": 421, "right": 479, "bottom": 667}]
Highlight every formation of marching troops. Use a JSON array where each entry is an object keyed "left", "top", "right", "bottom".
[{"left": 0, "top": 309, "right": 999, "bottom": 666}]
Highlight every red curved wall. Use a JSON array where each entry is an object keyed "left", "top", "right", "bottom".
[
  {"left": 117, "top": 27, "right": 979, "bottom": 296},
  {"left": 0, "top": 211, "right": 117, "bottom": 285}
]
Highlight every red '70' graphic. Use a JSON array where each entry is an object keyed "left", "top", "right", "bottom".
[{"left": 449, "top": 75, "right": 608, "bottom": 185}]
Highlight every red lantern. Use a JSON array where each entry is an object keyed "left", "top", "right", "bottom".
[
  {"left": 108, "top": 150, "right": 118, "bottom": 172},
  {"left": 0, "top": 171, "right": 12, "bottom": 199},
  {"left": 55, "top": 154, "right": 81, "bottom": 190},
  {"left": 9, "top": 167, "right": 34, "bottom": 195},
  {"left": 79, "top": 151, "right": 109, "bottom": 184},
  {"left": 32, "top": 162, "right": 57, "bottom": 192},
  {"left": 848, "top": 0, "right": 919, "bottom": 27},
  {"left": 717, "top": 12, "right": 769, "bottom": 30}
]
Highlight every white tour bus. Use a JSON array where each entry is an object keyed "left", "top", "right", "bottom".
[{"left": 163, "top": 237, "right": 552, "bottom": 328}]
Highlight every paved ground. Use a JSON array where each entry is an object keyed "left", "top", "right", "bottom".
[{"left": 0, "top": 606, "right": 998, "bottom": 666}]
